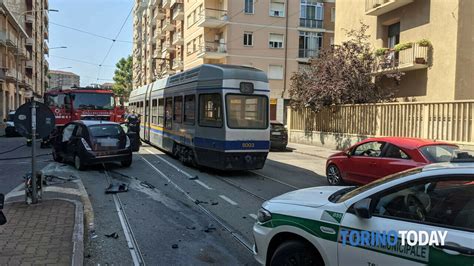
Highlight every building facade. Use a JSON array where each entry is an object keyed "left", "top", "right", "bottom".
[
  {"left": 0, "top": 0, "right": 49, "bottom": 119},
  {"left": 335, "top": 0, "right": 473, "bottom": 101},
  {"left": 133, "top": 0, "right": 335, "bottom": 121},
  {"left": 49, "top": 69, "right": 80, "bottom": 89}
]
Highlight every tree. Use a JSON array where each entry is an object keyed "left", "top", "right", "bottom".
[
  {"left": 112, "top": 55, "right": 133, "bottom": 99},
  {"left": 289, "top": 23, "right": 400, "bottom": 112}
]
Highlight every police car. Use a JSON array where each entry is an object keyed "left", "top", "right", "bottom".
[{"left": 253, "top": 157, "right": 474, "bottom": 265}]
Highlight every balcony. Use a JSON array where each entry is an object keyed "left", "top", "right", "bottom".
[
  {"left": 44, "top": 59, "right": 49, "bottom": 70},
  {"left": 197, "top": 42, "right": 227, "bottom": 59},
  {"left": 18, "top": 47, "right": 27, "bottom": 58},
  {"left": 172, "top": 5, "right": 184, "bottom": 21},
  {"left": 5, "top": 69, "right": 17, "bottom": 81},
  {"left": 172, "top": 33, "right": 183, "bottom": 46},
  {"left": 154, "top": 28, "right": 164, "bottom": 39},
  {"left": 43, "top": 41, "right": 49, "bottom": 55},
  {"left": 162, "top": 0, "right": 170, "bottom": 8},
  {"left": 26, "top": 37, "right": 34, "bottom": 47},
  {"left": 299, "top": 18, "right": 323, "bottom": 29},
  {"left": 153, "top": 48, "right": 161, "bottom": 58},
  {"left": 162, "top": 42, "right": 175, "bottom": 53},
  {"left": 365, "top": 0, "right": 414, "bottom": 16},
  {"left": 163, "top": 19, "right": 175, "bottom": 31},
  {"left": 44, "top": 26, "right": 49, "bottom": 40},
  {"left": 171, "top": 59, "right": 183, "bottom": 70},
  {"left": 43, "top": 11, "right": 48, "bottom": 26},
  {"left": 197, "top": 8, "right": 228, "bottom": 28},
  {"left": 373, "top": 43, "right": 430, "bottom": 74},
  {"left": 154, "top": 7, "right": 165, "bottom": 20},
  {"left": 25, "top": 14, "right": 34, "bottom": 24},
  {"left": 297, "top": 49, "right": 319, "bottom": 62}
]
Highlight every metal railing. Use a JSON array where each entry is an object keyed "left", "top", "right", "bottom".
[
  {"left": 172, "top": 5, "right": 183, "bottom": 20},
  {"left": 299, "top": 18, "right": 323, "bottom": 29},
  {"left": 172, "top": 33, "right": 183, "bottom": 44},
  {"left": 374, "top": 43, "right": 429, "bottom": 72},
  {"left": 199, "top": 41, "right": 227, "bottom": 54},
  {"left": 365, "top": 0, "right": 390, "bottom": 12},
  {"left": 199, "top": 8, "right": 228, "bottom": 22},
  {"left": 298, "top": 49, "right": 319, "bottom": 59}
]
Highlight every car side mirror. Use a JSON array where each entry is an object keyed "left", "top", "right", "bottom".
[
  {"left": 0, "top": 194, "right": 6, "bottom": 225},
  {"left": 353, "top": 198, "right": 372, "bottom": 219},
  {"left": 345, "top": 149, "right": 352, "bottom": 157}
]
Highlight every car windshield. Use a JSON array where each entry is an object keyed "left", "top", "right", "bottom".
[
  {"left": 89, "top": 124, "right": 123, "bottom": 138},
  {"left": 226, "top": 95, "right": 268, "bottom": 129},
  {"left": 72, "top": 93, "right": 114, "bottom": 110},
  {"left": 419, "top": 145, "right": 458, "bottom": 163},
  {"left": 336, "top": 167, "right": 423, "bottom": 203}
]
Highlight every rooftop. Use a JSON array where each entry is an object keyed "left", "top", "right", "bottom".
[{"left": 49, "top": 70, "right": 80, "bottom": 76}]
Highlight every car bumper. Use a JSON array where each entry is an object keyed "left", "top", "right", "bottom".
[
  {"left": 253, "top": 222, "right": 273, "bottom": 265},
  {"left": 83, "top": 150, "right": 132, "bottom": 165}
]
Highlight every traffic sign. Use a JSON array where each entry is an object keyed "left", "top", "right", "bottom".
[{"left": 14, "top": 101, "right": 55, "bottom": 139}]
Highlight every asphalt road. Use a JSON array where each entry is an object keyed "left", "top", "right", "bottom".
[{"left": 1, "top": 138, "right": 330, "bottom": 265}]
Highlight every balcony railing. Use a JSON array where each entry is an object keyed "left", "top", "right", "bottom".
[
  {"left": 25, "top": 14, "right": 34, "bottom": 24},
  {"left": 26, "top": 37, "right": 34, "bottom": 46},
  {"left": 365, "top": 0, "right": 414, "bottom": 16},
  {"left": 373, "top": 43, "right": 430, "bottom": 74},
  {"left": 298, "top": 49, "right": 319, "bottom": 59},
  {"left": 172, "top": 33, "right": 183, "bottom": 45},
  {"left": 299, "top": 18, "right": 323, "bottom": 29},
  {"left": 43, "top": 41, "right": 49, "bottom": 55},
  {"left": 197, "top": 42, "right": 227, "bottom": 59},
  {"left": 153, "top": 7, "right": 165, "bottom": 20},
  {"left": 163, "top": 19, "right": 175, "bottom": 31},
  {"left": 5, "top": 69, "right": 17, "bottom": 80},
  {"left": 162, "top": 0, "right": 170, "bottom": 8},
  {"left": 197, "top": 8, "right": 228, "bottom": 28},
  {"left": 172, "top": 5, "right": 184, "bottom": 20},
  {"left": 172, "top": 59, "right": 183, "bottom": 70}
]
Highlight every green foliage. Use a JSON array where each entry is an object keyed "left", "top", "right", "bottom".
[
  {"left": 417, "top": 39, "right": 432, "bottom": 47},
  {"left": 393, "top": 42, "right": 413, "bottom": 52},
  {"left": 375, "top": 48, "right": 389, "bottom": 57},
  {"left": 112, "top": 55, "right": 133, "bottom": 99}
]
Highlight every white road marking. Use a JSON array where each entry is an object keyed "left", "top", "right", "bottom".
[
  {"left": 219, "top": 195, "right": 238, "bottom": 206},
  {"left": 249, "top": 170, "right": 300, "bottom": 189},
  {"left": 144, "top": 148, "right": 194, "bottom": 179},
  {"left": 5, "top": 182, "right": 25, "bottom": 199},
  {"left": 194, "top": 180, "right": 213, "bottom": 190},
  {"left": 249, "top": 213, "right": 258, "bottom": 220}
]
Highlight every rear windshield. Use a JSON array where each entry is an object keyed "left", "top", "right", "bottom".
[
  {"left": 419, "top": 145, "right": 458, "bottom": 163},
  {"left": 89, "top": 125, "right": 123, "bottom": 138},
  {"left": 271, "top": 123, "right": 285, "bottom": 131},
  {"left": 7, "top": 113, "right": 14, "bottom": 122}
]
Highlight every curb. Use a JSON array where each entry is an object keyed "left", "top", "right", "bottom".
[{"left": 288, "top": 148, "right": 330, "bottom": 160}]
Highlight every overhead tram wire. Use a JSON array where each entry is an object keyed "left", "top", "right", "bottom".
[
  {"left": 49, "top": 55, "right": 115, "bottom": 68},
  {"left": 96, "top": 5, "right": 134, "bottom": 82}
]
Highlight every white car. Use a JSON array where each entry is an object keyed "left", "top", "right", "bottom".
[{"left": 253, "top": 161, "right": 474, "bottom": 266}]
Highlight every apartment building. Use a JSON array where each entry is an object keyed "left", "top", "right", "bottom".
[
  {"left": 335, "top": 0, "right": 473, "bottom": 101},
  {"left": 0, "top": 0, "right": 49, "bottom": 119},
  {"left": 49, "top": 69, "right": 80, "bottom": 89},
  {"left": 133, "top": 0, "right": 335, "bottom": 121},
  {"left": 133, "top": 0, "right": 185, "bottom": 87}
]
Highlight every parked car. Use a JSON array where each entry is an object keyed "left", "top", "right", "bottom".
[
  {"left": 4, "top": 111, "right": 20, "bottom": 137},
  {"left": 270, "top": 121, "right": 288, "bottom": 150},
  {"left": 253, "top": 160, "right": 474, "bottom": 266},
  {"left": 325, "top": 137, "right": 459, "bottom": 185},
  {"left": 52, "top": 120, "right": 133, "bottom": 170}
]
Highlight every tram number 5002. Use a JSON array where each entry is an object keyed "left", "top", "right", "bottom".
[{"left": 242, "top": 143, "right": 255, "bottom": 148}]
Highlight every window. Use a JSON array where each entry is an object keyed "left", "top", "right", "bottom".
[
  {"left": 244, "top": 0, "right": 254, "bottom": 14},
  {"left": 243, "top": 32, "right": 253, "bottom": 46},
  {"left": 299, "top": 31, "right": 323, "bottom": 58},
  {"left": 383, "top": 144, "right": 409, "bottom": 159},
  {"left": 157, "top": 98, "right": 164, "bottom": 126},
  {"left": 226, "top": 94, "right": 268, "bottom": 129},
  {"left": 268, "top": 65, "right": 283, "bottom": 80},
  {"left": 353, "top": 141, "right": 386, "bottom": 157},
  {"left": 387, "top": 22, "right": 400, "bottom": 48},
  {"left": 187, "top": 41, "right": 193, "bottom": 55},
  {"left": 184, "top": 95, "right": 195, "bottom": 124},
  {"left": 331, "top": 7, "right": 335, "bottom": 22},
  {"left": 269, "top": 1, "right": 285, "bottom": 17},
  {"left": 372, "top": 176, "right": 474, "bottom": 231},
  {"left": 187, "top": 14, "right": 192, "bottom": 28},
  {"left": 300, "top": 0, "right": 324, "bottom": 28},
  {"left": 62, "top": 124, "right": 76, "bottom": 142},
  {"left": 269, "top": 33, "right": 284, "bottom": 48},
  {"left": 173, "top": 96, "right": 183, "bottom": 123},
  {"left": 199, "top": 94, "right": 222, "bottom": 127},
  {"left": 419, "top": 145, "right": 458, "bottom": 163},
  {"left": 151, "top": 99, "right": 158, "bottom": 124},
  {"left": 165, "top": 97, "right": 173, "bottom": 129}
]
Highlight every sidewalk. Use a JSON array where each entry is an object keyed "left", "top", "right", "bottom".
[
  {"left": 287, "top": 142, "right": 339, "bottom": 159},
  {"left": 0, "top": 199, "right": 83, "bottom": 265}
]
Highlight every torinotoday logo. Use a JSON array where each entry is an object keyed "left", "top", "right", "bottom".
[{"left": 339, "top": 229, "right": 448, "bottom": 262}]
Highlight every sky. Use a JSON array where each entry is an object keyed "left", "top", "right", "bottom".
[{"left": 48, "top": 0, "right": 134, "bottom": 87}]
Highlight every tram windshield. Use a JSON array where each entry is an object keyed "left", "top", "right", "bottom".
[{"left": 226, "top": 94, "right": 268, "bottom": 129}]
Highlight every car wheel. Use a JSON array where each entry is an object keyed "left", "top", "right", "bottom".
[
  {"left": 74, "top": 155, "right": 85, "bottom": 171},
  {"left": 52, "top": 149, "right": 63, "bottom": 163},
  {"left": 326, "top": 164, "right": 343, "bottom": 185},
  {"left": 270, "top": 240, "right": 322, "bottom": 266},
  {"left": 121, "top": 157, "right": 132, "bottom": 168}
]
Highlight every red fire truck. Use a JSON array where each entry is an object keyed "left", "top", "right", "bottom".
[{"left": 44, "top": 87, "right": 125, "bottom": 127}]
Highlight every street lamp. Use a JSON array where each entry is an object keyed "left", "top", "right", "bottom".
[
  {"left": 49, "top": 46, "right": 67, "bottom": 49},
  {"left": 15, "top": 9, "right": 58, "bottom": 109}
]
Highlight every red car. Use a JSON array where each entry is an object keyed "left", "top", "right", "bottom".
[{"left": 326, "top": 137, "right": 459, "bottom": 185}]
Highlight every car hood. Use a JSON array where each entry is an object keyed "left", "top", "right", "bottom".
[{"left": 268, "top": 186, "right": 344, "bottom": 208}]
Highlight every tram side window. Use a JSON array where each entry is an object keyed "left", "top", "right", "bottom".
[
  {"left": 158, "top": 98, "right": 164, "bottom": 126},
  {"left": 165, "top": 97, "right": 173, "bottom": 129},
  {"left": 184, "top": 95, "right": 195, "bottom": 125},
  {"left": 199, "top": 94, "right": 222, "bottom": 127},
  {"left": 174, "top": 96, "right": 183, "bottom": 123},
  {"left": 151, "top": 99, "right": 158, "bottom": 124}
]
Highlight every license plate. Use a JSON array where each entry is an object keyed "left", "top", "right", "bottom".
[
  {"left": 97, "top": 138, "right": 118, "bottom": 147},
  {"left": 271, "top": 132, "right": 281, "bottom": 135}
]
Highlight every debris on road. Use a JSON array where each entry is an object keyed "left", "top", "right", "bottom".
[
  {"left": 189, "top": 175, "right": 199, "bottom": 180},
  {"left": 43, "top": 174, "right": 77, "bottom": 186},
  {"left": 171, "top": 244, "right": 179, "bottom": 249},
  {"left": 105, "top": 183, "right": 128, "bottom": 194},
  {"left": 203, "top": 225, "right": 216, "bottom": 233},
  {"left": 140, "top": 181, "right": 155, "bottom": 189},
  {"left": 210, "top": 201, "right": 218, "bottom": 205},
  {"left": 186, "top": 226, "right": 196, "bottom": 230},
  {"left": 194, "top": 199, "right": 208, "bottom": 205},
  {"left": 105, "top": 232, "right": 119, "bottom": 239}
]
